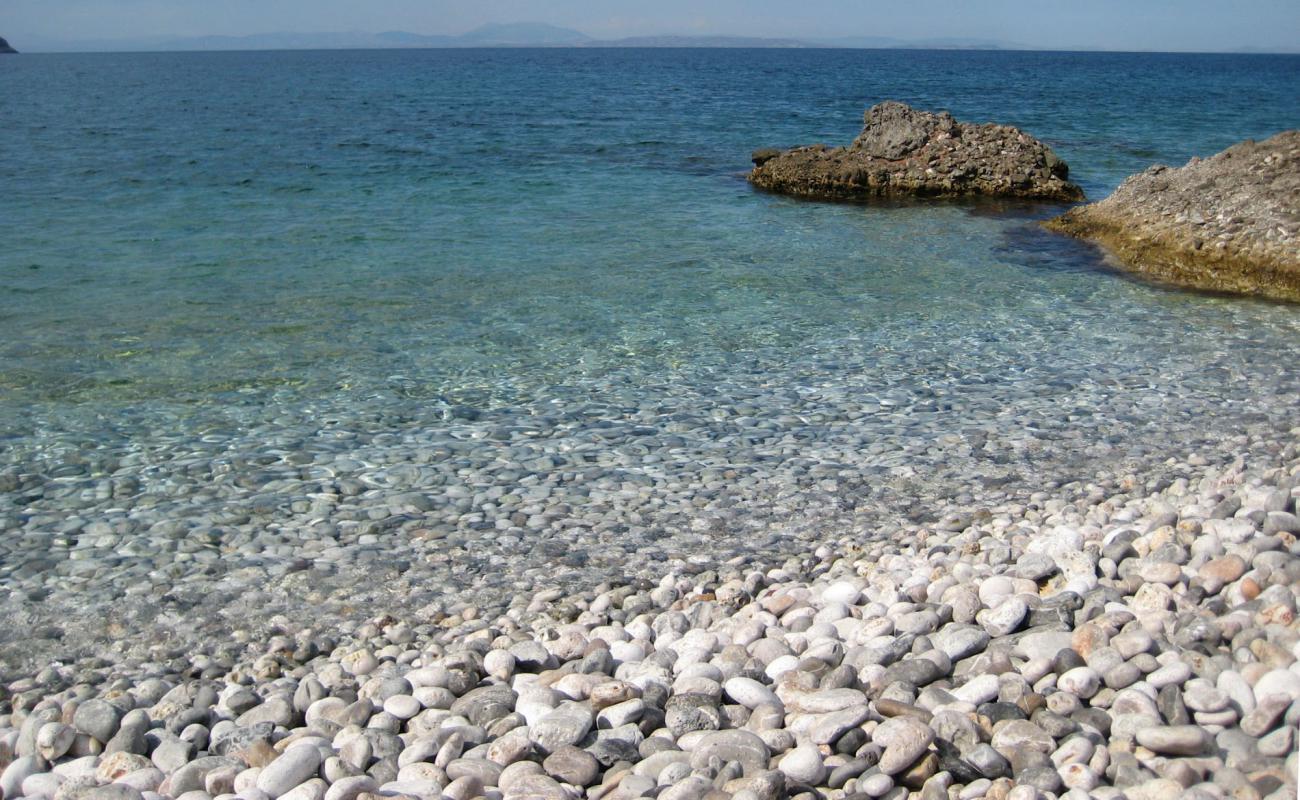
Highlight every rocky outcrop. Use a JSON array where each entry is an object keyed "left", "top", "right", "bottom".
[
  {"left": 749, "top": 101, "right": 1083, "bottom": 202},
  {"left": 0, "top": 37, "right": 16, "bottom": 54},
  {"left": 1045, "top": 131, "right": 1300, "bottom": 302}
]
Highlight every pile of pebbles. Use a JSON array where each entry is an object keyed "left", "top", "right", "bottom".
[{"left": 3, "top": 431, "right": 1298, "bottom": 800}]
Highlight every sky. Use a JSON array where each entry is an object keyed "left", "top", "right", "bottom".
[{"left": 5, "top": 0, "right": 1299, "bottom": 52}]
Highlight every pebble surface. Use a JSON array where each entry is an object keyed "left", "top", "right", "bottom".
[{"left": 2, "top": 423, "right": 1300, "bottom": 800}]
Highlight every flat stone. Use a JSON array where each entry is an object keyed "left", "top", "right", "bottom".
[
  {"left": 529, "top": 702, "right": 594, "bottom": 755},
  {"left": 980, "top": 598, "right": 1029, "bottom": 637},
  {"left": 542, "top": 745, "right": 599, "bottom": 787},
  {"left": 688, "top": 730, "right": 769, "bottom": 775},
  {"left": 953, "top": 674, "right": 1000, "bottom": 706},
  {"left": 808, "top": 704, "right": 872, "bottom": 745},
  {"left": 1147, "top": 661, "right": 1191, "bottom": 689},
  {"left": 1183, "top": 681, "right": 1229, "bottom": 713},
  {"left": 723, "top": 677, "right": 781, "bottom": 710},
  {"left": 449, "top": 686, "right": 518, "bottom": 728},
  {"left": 990, "top": 720, "right": 1055, "bottom": 758},
  {"left": 1134, "top": 725, "right": 1211, "bottom": 755},
  {"left": 1058, "top": 667, "right": 1101, "bottom": 699},
  {"left": 1016, "top": 631, "right": 1074, "bottom": 662},
  {"left": 1241, "top": 693, "right": 1291, "bottom": 736},
  {"left": 255, "top": 744, "right": 323, "bottom": 799},
  {"left": 1254, "top": 669, "right": 1300, "bottom": 702},
  {"left": 873, "top": 716, "right": 935, "bottom": 775},
  {"left": 73, "top": 700, "right": 125, "bottom": 743},
  {"left": 777, "top": 745, "right": 826, "bottom": 785},
  {"left": 323, "top": 776, "right": 376, "bottom": 800},
  {"left": 933, "top": 625, "right": 990, "bottom": 661},
  {"left": 1199, "top": 555, "right": 1247, "bottom": 590},
  {"left": 98, "top": 753, "right": 155, "bottom": 783}
]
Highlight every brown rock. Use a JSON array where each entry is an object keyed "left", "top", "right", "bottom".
[
  {"left": 1045, "top": 130, "right": 1300, "bottom": 301},
  {"left": 750, "top": 101, "right": 1083, "bottom": 203},
  {"left": 1199, "top": 554, "right": 1247, "bottom": 592}
]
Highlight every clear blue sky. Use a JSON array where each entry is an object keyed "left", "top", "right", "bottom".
[{"left": 6, "top": 0, "right": 1299, "bottom": 52}]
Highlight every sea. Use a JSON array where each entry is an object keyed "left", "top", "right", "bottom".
[{"left": 1, "top": 49, "right": 1299, "bottom": 647}]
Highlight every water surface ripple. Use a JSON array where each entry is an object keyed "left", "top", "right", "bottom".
[{"left": 1, "top": 49, "right": 1298, "bottom": 666}]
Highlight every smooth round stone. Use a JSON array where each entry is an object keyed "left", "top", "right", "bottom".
[
  {"left": 1060, "top": 762, "right": 1100, "bottom": 790},
  {"left": 441, "top": 775, "right": 482, "bottom": 800},
  {"left": 687, "top": 730, "right": 769, "bottom": 773},
  {"left": 1253, "top": 669, "right": 1300, "bottom": 702},
  {"left": 255, "top": 745, "right": 323, "bottom": 799},
  {"left": 381, "top": 695, "right": 420, "bottom": 720},
  {"left": 38, "top": 722, "right": 77, "bottom": 760},
  {"left": 588, "top": 681, "right": 638, "bottom": 710},
  {"left": 1138, "top": 562, "right": 1182, "bottom": 586},
  {"left": 1134, "top": 725, "right": 1211, "bottom": 755},
  {"left": 979, "top": 577, "right": 1015, "bottom": 608},
  {"left": 597, "top": 698, "right": 644, "bottom": 729},
  {"left": 859, "top": 772, "right": 895, "bottom": 797},
  {"left": 990, "top": 720, "right": 1055, "bottom": 757},
  {"left": 980, "top": 597, "right": 1029, "bottom": 637},
  {"left": 3, "top": 757, "right": 46, "bottom": 800},
  {"left": 777, "top": 745, "right": 826, "bottom": 785},
  {"left": 1147, "top": 662, "right": 1191, "bottom": 689},
  {"left": 1058, "top": 667, "right": 1101, "bottom": 699},
  {"left": 954, "top": 674, "right": 1000, "bottom": 706},
  {"left": 1199, "top": 555, "right": 1247, "bottom": 590},
  {"left": 340, "top": 650, "right": 378, "bottom": 677},
  {"left": 1183, "top": 682, "right": 1229, "bottom": 713},
  {"left": 723, "top": 677, "right": 782, "bottom": 710},
  {"left": 1259, "top": 725, "right": 1295, "bottom": 757},
  {"left": 74, "top": 700, "right": 125, "bottom": 743},
  {"left": 322, "top": 776, "right": 375, "bottom": 800},
  {"left": 872, "top": 716, "right": 934, "bottom": 775},
  {"left": 1124, "top": 778, "right": 1183, "bottom": 800},
  {"left": 528, "top": 702, "right": 594, "bottom": 755},
  {"left": 484, "top": 650, "right": 516, "bottom": 682},
  {"left": 542, "top": 745, "right": 599, "bottom": 787},
  {"left": 1103, "top": 663, "right": 1142, "bottom": 690},
  {"left": 823, "top": 582, "right": 863, "bottom": 605}
]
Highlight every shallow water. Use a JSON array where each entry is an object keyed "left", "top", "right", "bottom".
[{"left": 1, "top": 48, "right": 1298, "bottom": 663}]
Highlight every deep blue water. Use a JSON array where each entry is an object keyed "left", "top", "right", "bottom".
[{"left": 1, "top": 47, "right": 1298, "bottom": 421}]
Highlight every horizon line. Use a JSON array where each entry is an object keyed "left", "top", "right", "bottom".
[{"left": 11, "top": 41, "right": 1300, "bottom": 56}]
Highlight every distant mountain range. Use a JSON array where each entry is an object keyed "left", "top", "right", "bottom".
[
  {"left": 11, "top": 22, "right": 1299, "bottom": 54},
  {"left": 13, "top": 23, "right": 1031, "bottom": 53}
]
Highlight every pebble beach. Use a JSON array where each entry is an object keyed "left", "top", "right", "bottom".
[
  {"left": 4, "top": 424, "right": 1300, "bottom": 800},
  {"left": 4, "top": 46, "right": 1300, "bottom": 800}
]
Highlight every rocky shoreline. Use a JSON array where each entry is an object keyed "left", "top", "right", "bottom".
[
  {"left": 3, "top": 428, "right": 1299, "bottom": 800},
  {"left": 1044, "top": 131, "right": 1300, "bottom": 302},
  {"left": 749, "top": 102, "right": 1083, "bottom": 203}
]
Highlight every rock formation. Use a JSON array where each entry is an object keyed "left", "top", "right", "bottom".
[
  {"left": 749, "top": 101, "right": 1083, "bottom": 202},
  {"left": 0, "top": 37, "right": 17, "bottom": 54},
  {"left": 1045, "top": 131, "right": 1299, "bottom": 302}
]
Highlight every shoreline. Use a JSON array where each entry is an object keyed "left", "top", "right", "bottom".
[{"left": 3, "top": 425, "right": 1299, "bottom": 798}]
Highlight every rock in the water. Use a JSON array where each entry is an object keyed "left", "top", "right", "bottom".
[
  {"left": 749, "top": 101, "right": 1082, "bottom": 202},
  {"left": 0, "top": 37, "right": 17, "bottom": 54},
  {"left": 1044, "top": 130, "right": 1300, "bottom": 301}
]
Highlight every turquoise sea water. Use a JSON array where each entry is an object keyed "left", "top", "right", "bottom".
[
  {"left": 1, "top": 50, "right": 1299, "bottom": 632},
  {"left": 3, "top": 49, "right": 1298, "bottom": 415}
]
